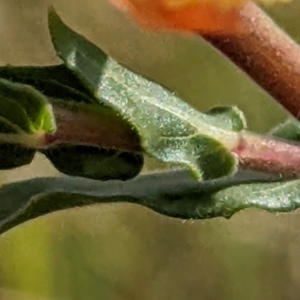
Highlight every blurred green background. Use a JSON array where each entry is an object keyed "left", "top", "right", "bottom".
[{"left": 0, "top": 0, "right": 300, "bottom": 299}]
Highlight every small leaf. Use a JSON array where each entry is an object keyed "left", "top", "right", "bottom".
[
  {"left": 204, "top": 106, "right": 247, "bottom": 132},
  {"left": 0, "top": 93, "right": 31, "bottom": 133},
  {"left": 0, "top": 79, "right": 57, "bottom": 169},
  {"left": 48, "top": 8, "right": 245, "bottom": 180},
  {"left": 0, "top": 170, "right": 292, "bottom": 235},
  {"left": 41, "top": 144, "right": 143, "bottom": 181},
  {"left": 0, "top": 64, "right": 95, "bottom": 104},
  {"left": 48, "top": 8, "right": 107, "bottom": 90},
  {"left": 0, "top": 78, "right": 56, "bottom": 134},
  {"left": 0, "top": 64, "right": 91, "bottom": 95},
  {"left": 270, "top": 118, "right": 300, "bottom": 142}
]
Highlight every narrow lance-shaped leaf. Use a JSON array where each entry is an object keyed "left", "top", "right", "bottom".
[
  {"left": 0, "top": 169, "right": 292, "bottom": 235},
  {"left": 48, "top": 8, "right": 247, "bottom": 180}
]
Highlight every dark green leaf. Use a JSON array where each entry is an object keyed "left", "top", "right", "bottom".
[
  {"left": 0, "top": 79, "right": 57, "bottom": 169},
  {"left": 42, "top": 145, "right": 143, "bottom": 181},
  {"left": 48, "top": 8, "right": 246, "bottom": 180},
  {"left": 0, "top": 64, "right": 96, "bottom": 104},
  {"left": 0, "top": 144, "right": 35, "bottom": 170},
  {"left": 0, "top": 93, "right": 31, "bottom": 133},
  {"left": 0, "top": 170, "right": 291, "bottom": 235},
  {"left": 0, "top": 64, "right": 91, "bottom": 95},
  {"left": 48, "top": 8, "right": 107, "bottom": 90},
  {"left": 0, "top": 113, "right": 35, "bottom": 169},
  {"left": 0, "top": 78, "right": 56, "bottom": 134}
]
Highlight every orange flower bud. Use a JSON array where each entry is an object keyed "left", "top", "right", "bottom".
[{"left": 110, "top": 0, "right": 290, "bottom": 33}]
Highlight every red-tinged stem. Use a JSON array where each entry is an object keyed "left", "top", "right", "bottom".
[
  {"left": 202, "top": 2, "right": 300, "bottom": 119},
  {"left": 234, "top": 132, "right": 300, "bottom": 178}
]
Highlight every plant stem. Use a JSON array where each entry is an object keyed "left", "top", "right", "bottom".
[
  {"left": 202, "top": 2, "right": 300, "bottom": 119},
  {"left": 234, "top": 132, "right": 300, "bottom": 178}
]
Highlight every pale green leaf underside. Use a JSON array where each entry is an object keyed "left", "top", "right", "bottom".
[
  {"left": 48, "top": 7, "right": 246, "bottom": 180},
  {"left": 0, "top": 170, "right": 296, "bottom": 235}
]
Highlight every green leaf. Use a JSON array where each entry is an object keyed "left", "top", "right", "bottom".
[
  {"left": 48, "top": 8, "right": 245, "bottom": 180},
  {"left": 270, "top": 118, "right": 300, "bottom": 142},
  {"left": 0, "top": 78, "right": 56, "bottom": 134},
  {"left": 0, "top": 67, "right": 144, "bottom": 178},
  {"left": 0, "top": 93, "right": 32, "bottom": 133},
  {"left": 48, "top": 8, "right": 107, "bottom": 90},
  {"left": 0, "top": 144, "right": 35, "bottom": 170},
  {"left": 0, "top": 64, "right": 95, "bottom": 104},
  {"left": 0, "top": 118, "right": 18, "bottom": 134},
  {"left": 0, "top": 170, "right": 292, "bottom": 235},
  {"left": 41, "top": 145, "right": 143, "bottom": 181},
  {"left": 0, "top": 79, "right": 57, "bottom": 169},
  {"left": 204, "top": 106, "right": 247, "bottom": 132}
]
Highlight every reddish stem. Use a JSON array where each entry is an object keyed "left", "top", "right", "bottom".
[
  {"left": 202, "top": 2, "right": 300, "bottom": 119},
  {"left": 234, "top": 133, "right": 300, "bottom": 178}
]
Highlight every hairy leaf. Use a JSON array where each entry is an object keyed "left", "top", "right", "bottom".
[
  {"left": 204, "top": 106, "right": 246, "bottom": 131},
  {"left": 0, "top": 170, "right": 293, "bottom": 235},
  {"left": 48, "top": 8, "right": 246, "bottom": 180},
  {"left": 270, "top": 118, "right": 300, "bottom": 142}
]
